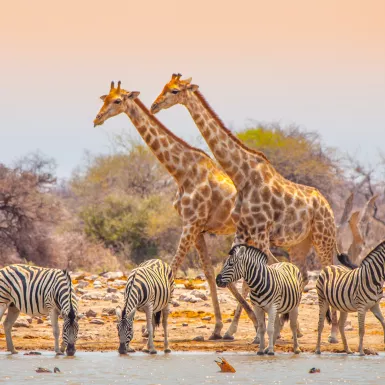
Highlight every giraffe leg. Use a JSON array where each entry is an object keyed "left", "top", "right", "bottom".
[
  {"left": 195, "top": 234, "right": 223, "bottom": 340},
  {"left": 4, "top": 305, "right": 20, "bottom": 354}
]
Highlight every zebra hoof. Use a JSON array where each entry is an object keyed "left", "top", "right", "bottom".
[
  {"left": 127, "top": 348, "right": 136, "bottom": 353},
  {"left": 314, "top": 349, "right": 321, "bottom": 355},
  {"left": 222, "top": 334, "right": 235, "bottom": 341},
  {"left": 55, "top": 352, "right": 64, "bottom": 356},
  {"left": 346, "top": 350, "right": 353, "bottom": 355},
  {"left": 252, "top": 336, "right": 260, "bottom": 345},
  {"left": 149, "top": 350, "right": 157, "bottom": 355},
  {"left": 10, "top": 351, "right": 18, "bottom": 355},
  {"left": 208, "top": 333, "right": 222, "bottom": 341},
  {"left": 257, "top": 351, "right": 265, "bottom": 356},
  {"left": 267, "top": 351, "right": 275, "bottom": 356},
  {"left": 328, "top": 336, "right": 338, "bottom": 344},
  {"left": 164, "top": 349, "right": 171, "bottom": 354},
  {"left": 294, "top": 348, "right": 301, "bottom": 354}
]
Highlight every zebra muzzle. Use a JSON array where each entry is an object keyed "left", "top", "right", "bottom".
[
  {"left": 118, "top": 343, "right": 127, "bottom": 355},
  {"left": 215, "top": 274, "right": 227, "bottom": 288},
  {"left": 66, "top": 343, "right": 76, "bottom": 356}
]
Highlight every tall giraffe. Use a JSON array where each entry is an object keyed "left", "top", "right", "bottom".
[
  {"left": 93, "top": 81, "right": 258, "bottom": 339},
  {"left": 151, "top": 74, "right": 340, "bottom": 343}
]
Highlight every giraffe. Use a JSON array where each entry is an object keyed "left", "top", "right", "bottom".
[
  {"left": 93, "top": 81, "right": 259, "bottom": 340},
  {"left": 151, "top": 74, "right": 340, "bottom": 343}
]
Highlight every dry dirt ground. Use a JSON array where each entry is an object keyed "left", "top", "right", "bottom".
[{"left": 1, "top": 272, "right": 384, "bottom": 355}]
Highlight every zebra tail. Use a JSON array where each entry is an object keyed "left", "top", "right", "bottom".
[
  {"left": 325, "top": 308, "right": 332, "bottom": 325},
  {"left": 154, "top": 311, "right": 161, "bottom": 328},
  {"left": 337, "top": 253, "right": 358, "bottom": 269},
  {"left": 281, "top": 313, "right": 290, "bottom": 324}
]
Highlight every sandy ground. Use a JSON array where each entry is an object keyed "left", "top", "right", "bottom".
[{"left": 1, "top": 272, "right": 384, "bottom": 355}]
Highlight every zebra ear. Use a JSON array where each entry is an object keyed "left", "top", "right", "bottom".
[
  {"left": 116, "top": 306, "right": 122, "bottom": 321},
  {"left": 238, "top": 246, "right": 247, "bottom": 255}
]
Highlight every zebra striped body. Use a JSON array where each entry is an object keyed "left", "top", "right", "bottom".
[
  {"left": 216, "top": 245, "right": 302, "bottom": 354},
  {"left": 316, "top": 241, "right": 385, "bottom": 355},
  {"left": 0, "top": 264, "right": 78, "bottom": 356},
  {"left": 116, "top": 259, "right": 174, "bottom": 354}
]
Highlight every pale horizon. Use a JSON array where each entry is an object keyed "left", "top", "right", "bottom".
[{"left": 1, "top": 0, "right": 384, "bottom": 178}]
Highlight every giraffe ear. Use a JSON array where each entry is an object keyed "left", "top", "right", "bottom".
[
  {"left": 125, "top": 91, "right": 140, "bottom": 100},
  {"left": 187, "top": 84, "right": 199, "bottom": 92},
  {"left": 100, "top": 95, "right": 107, "bottom": 101}
]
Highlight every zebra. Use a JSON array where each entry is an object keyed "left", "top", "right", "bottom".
[
  {"left": 116, "top": 259, "right": 174, "bottom": 355},
  {"left": 216, "top": 244, "right": 302, "bottom": 355},
  {"left": 315, "top": 240, "right": 385, "bottom": 356},
  {"left": 0, "top": 264, "right": 78, "bottom": 356}
]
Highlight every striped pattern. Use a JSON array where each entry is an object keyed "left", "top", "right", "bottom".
[
  {"left": 216, "top": 245, "right": 302, "bottom": 354},
  {"left": 316, "top": 240, "right": 385, "bottom": 355},
  {"left": 0, "top": 264, "right": 78, "bottom": 355},
  {"left": 117, "top": 259, "right": 174, "bottom": 354}
]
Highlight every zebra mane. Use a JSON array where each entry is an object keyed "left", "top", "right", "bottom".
[
  {"left": 63, "top": 269, "right": 76, "bottom": 323},
  {"left": 361, "top": 240, "right": 385, "bottom": 267},
  {"left": 122, "top": 270, "right": 137, "bottom": 318},
  {"left": 229, "top": 244, "right": 268, "bottom": 264}
]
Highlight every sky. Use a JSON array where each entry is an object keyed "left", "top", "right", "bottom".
[{"left": 1, "top": 0, "right": 384, "bottom": 178}]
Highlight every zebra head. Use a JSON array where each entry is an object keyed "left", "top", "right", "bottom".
[
  {"left": 216, "top": 244, "right": 247, "bottom": 287},
  {"left": 62, "top": 306, "right": 79, "bottom": 356},
  {"left": 61, "top": 270, "right": 79, "bottom": 356},
  {"left": 116, "top": 306, "right": 134, "bottom": 354}
]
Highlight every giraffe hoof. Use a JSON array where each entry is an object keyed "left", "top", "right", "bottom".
[
  {"left": 328, "top": 336, "right": 339, "bottom": 344},
  {"left": 222, "top": 334, "right": 235, "bottom": 341},
  {"left": 208, "top": 333, "right": 222, "bottom": 341}
]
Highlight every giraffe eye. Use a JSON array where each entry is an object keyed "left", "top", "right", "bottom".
[
  {"left": 114, "top": 99, "right": 122, "bottom": 104},
  {"left": 171, "top": 90, "right": 180, "bottom": 95}
]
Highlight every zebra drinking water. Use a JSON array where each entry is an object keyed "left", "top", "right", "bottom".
[
  {"left": 216, "top": 245, "right": 302, "bottom": 355},
  {"left": 315, "top": 240, "right": 385, "bottom": 356},
  {"left": 0, "top": 264, "right": 78, "bottom": 356},
  {"left": 116, "top": 259, "right": 174, "bottom": 354}
]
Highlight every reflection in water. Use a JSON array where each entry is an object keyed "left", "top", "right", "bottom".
[{"left": 0, "top": 351, "right": 384, "bottom": 384}]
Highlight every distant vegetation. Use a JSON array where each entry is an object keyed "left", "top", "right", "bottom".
[{"left": 1, "top": 124, "right": 384, "bottom": 272}]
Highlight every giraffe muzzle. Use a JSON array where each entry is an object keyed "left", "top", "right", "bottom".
[{"left": 150, "top": 103, "right": 160, "bottom": 114}]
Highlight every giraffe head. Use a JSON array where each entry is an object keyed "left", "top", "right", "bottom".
[
  {"left": 150, "top": 73, "right": 199, "bottom": 114},
  {"left": 93, "top": 81, "right": 140, "bottom": 127}
]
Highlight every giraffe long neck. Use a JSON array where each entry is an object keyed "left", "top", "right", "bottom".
[
  {"left": 124, "top": 99, "right": 204, "bottom": 183},
  {"left": 183, "top": 91, "right": 269, "bottom": 187}
]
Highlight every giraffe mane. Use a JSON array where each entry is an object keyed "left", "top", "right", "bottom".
[
  {"left": 194, "top": 91, "right": 270, "bottom": 163},
  {"left": 134, "top": 99, "right": 213, "bottom": 161}
]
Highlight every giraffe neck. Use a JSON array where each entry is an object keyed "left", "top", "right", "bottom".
[
  {"left": 182, "top": 90, "right": 269, "bottom": 187},
  {"left": 124, "top": 99, "right": 206, "bottom": 184}
]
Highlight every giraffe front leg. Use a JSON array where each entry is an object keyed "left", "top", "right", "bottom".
[
  {"left": 50, "top": 309, "right": 63, "bottom": 355},
  {"left": 3, "top": 305, "right": 20, "bottom": 354},
  {"left": 195, "top": 234, "right": 223, "bottom": 340},
  {"left": 143, "top": 305, "right": 157, "bottom": 354}
]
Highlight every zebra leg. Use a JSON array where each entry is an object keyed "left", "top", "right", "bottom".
[
  {"left": 162, "top": 307, "right": 171, "bottom": 353},
  {"left": 195, "top": 233, "right": 223, "bottom": 340},
  {"left": 255, "top": 307, "right": 266, "bottom": 355},
  {"left": 315, "top": 301, "right": 328, "bottom": 354},
  {"left": 265, "top": 306, "right": 278, "bottom": 355},
  {"left": 143, "top": 306, "right": 157, "bottom": 354},
  {"left": 0, "top": 303, "right": 7, "bottom": 322},
  {"left": 273, "top": 314, "right": 281, "bottom": 345},
  {"left": 357, "top": 310, "right": 367, "bottom": 356},
  {"left": 289, "top": 307, "right": 301, "bottom": 354},
  {"left": 4, "top": 305, "right": 20, "bottom": 354},
  {"left": 338, "top": 311, "right": 352, "bottom": 354},
  {"left": 50, "top": 309, "right": 64, "bottom": 355},
  {"left": 370, "top": 303, "right": 385, "bottom": 345},
  {"left": 328, "top": 310, "right": 339, "bottom": 344}
]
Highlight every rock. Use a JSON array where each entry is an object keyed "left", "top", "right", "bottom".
[
  {"left": 182, "top": 323, "right": 188, "bottom": 327},
  {"left": 102, "top": 272, "right": 124, "bottom": 280},
  {"left": 82, "top": 293, "right": 104, "bottom": 301},
  {"left": 172, "top": 327, "right": 177, "bottom": 330},
  {"left": 14, "top": 320, "right": 30, "bottom": 328},
  {"left": 171, "top": 300, "right": 180, "bottom": 307},
  {"left": 112, "top": 299, "right": 119, "bottom": 303},
  {"left": 107, "top": 287, "right": 117, "bottom": 293},
  {"left": 85, "top": 309, "right": 97, "bottom": 318},
  {"left": 196, "top": 325, "right": 207, "bottom": 329},
  {"left": 201, "top": 316, "right": 211, "bottom": 321},
  {"left": 102, "top": 308, "right": 116, "bottom": 316},
  {"left": 89, "top": 318, "right": 105, "bottom": 325},
  {"left": 110, "top": 280, "right": 126, "bottom": 287},
  {"left": 226, "top": 318, "right": 232, "bottom": 323},
  {"left": 190, "top": 289, "right": 208, "bottom": 301},
  {"left": 363, "top": 347, "right": 378, "bottom": 355},
  {"left": 36, "top": 318, "right": 44, "bottom": 324},
  {"left": 175, "top": 284, "right": 185, "bottom": 290},
  {"left": 195, "top": 273, "right": 206, "bottom": 281},
  {"left": 104, "top": 293, "right": 120, "bottom": 301},
  {"left": 26, "top": 317, "right": 33, "bottom": 324},
  {"left": 193, "top": 336, "right": 204, "bottom": 341},
  {"left": 77, "top": 280, "right": 89, "bottom": 289},
  {"left": 76, "top": 288, "right": 87, "bottom": 295},
  {"left": 344, "top": 321, "right": 353, "bottom": 331}
]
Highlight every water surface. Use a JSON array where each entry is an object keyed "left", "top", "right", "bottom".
[{"left": 0, "top": 351, "right": 384, "bottom": 384}]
